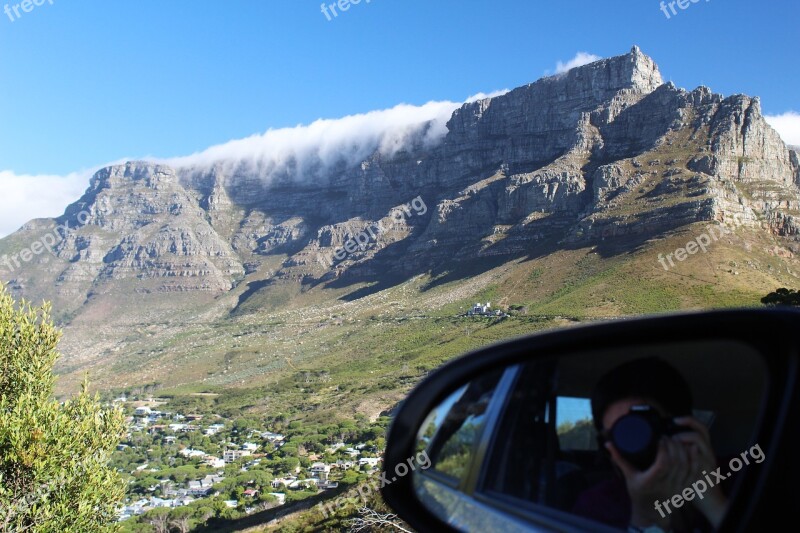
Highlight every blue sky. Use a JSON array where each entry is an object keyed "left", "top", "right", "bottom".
[{"left": 0, "top": 0, "right": 799, "bottom": 234}]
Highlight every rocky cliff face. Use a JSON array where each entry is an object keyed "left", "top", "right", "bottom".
[
  {"left": 2, "top": 47, "right": 799, "bottom": 317},
  {"left": 58, "top": 164, "right": 244, "bottom": 292}
]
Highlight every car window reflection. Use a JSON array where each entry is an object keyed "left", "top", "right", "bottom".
[
  {"left": 417, "top": 370, "right": 505, "bottom": 484},
  {"left": 477, "top": 343, "right": 767, "bottom": 533}
]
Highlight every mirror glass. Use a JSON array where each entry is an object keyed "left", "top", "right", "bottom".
[
  {"left": 416, "top": 368, "right": 506, "bottom": 483},
  {"left": 412, "top": 341, "right": 768, "bottom": 532}
]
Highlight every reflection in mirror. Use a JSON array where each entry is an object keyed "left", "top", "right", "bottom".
[
  {"left": 412, "top": 341, "right": 768, "bottom": 533},
  {"left": 416, "top": 369, "right": 505, "bottom": 484}
]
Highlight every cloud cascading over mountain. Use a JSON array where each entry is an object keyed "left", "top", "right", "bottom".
[
  {"left": 766, "top": 112, "right": 800, "bottom": 146},
  {"left": 0, "top": 92, "right": 506, "bottom": 237},
  {"left": 554, "top": 52, "right": 602, "bottom": 74},
  {"left": 162, "top": 93, "right": 507, "bottom": 183},
  {"left": 0, "top": 170, "right": 97, "bottom": 237}
]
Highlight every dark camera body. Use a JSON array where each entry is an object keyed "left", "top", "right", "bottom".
[{"left": 609, "top": 405, "right": 691, "bottom": 470}]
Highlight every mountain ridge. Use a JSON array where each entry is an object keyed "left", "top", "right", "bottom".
[{"left": 1, "top": 47, "right": 799, "bottom": 395}]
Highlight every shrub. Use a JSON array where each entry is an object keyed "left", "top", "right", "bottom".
[{"left": 0, "top": 287, "right": 126, "bottom": 531}]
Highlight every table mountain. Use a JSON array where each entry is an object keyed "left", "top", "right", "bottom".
[{"left": 2, "top": 47, "right": 798, "bottom": 393}]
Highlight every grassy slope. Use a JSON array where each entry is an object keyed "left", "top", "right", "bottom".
[{"left": 55, "top": 221, "right": 798, "bottom": 426}]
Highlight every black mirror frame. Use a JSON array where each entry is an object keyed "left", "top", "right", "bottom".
[{"left": 382, "top": 308, "right": 800, "bottom": 533}]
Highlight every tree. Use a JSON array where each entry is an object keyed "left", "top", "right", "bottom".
[
  {"left": 168, "top": 507, "right": 192, "bottom": 533},
  {"left": 0, "top": 287, "right": 126, "bottom": 532},
  {"left": 195, "top": 505, "right": 216, "bottom": 525},
  {"left": 762, "top": 288, "right": 800, "bottom": 306},
  {"left": 247, "top": 469, "right": 273, "bottom": 490},
  {"left": 146, "top": 508, "right": 170, "bottom": 533},
  {"left": 349, "top": 507, "right": 412, "bottom": 533}
]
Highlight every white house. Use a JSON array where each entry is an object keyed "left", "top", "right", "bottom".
[
  {"left": 173, "top": 496, "right": 195, "bottom": 507},
  {"left": 223, "top": 449, "right": 252, "bottom": 463},
  {"left": 468, "top": 302, "right": 492, "bottom": 316},
  {"left": 288, "top": 479, "right": 318, "bottom": 489},
  {"left": 179, "top": 448, "right": 207, "bottom": 459},
  {"left": 267, "top": 493, "right": 286, "bottom": 505},
  {"left": 271, "top": 476, "right": 296, "bottom": 488},
  {"left": 262, "top": 431, "right": 286, "bottom": 442},
  {"left": 186, "top": 481, "right": 213, "bottom": 497},
  {"left": 204, "top": 456, "right": 225, "bottom": 468},
  {"left": 204, "top": 423, "right": 225, "bottom": 436},
  {"left": 309, "top": 462, "right": 331, "bottom": 481}
]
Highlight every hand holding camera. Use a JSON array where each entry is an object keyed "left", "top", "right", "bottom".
[
  {"left": 604, "top": 405, "right": 727, "bottom": 530},
  {"left": 608, "top": 405, "right": 693, "bottom": 471}
]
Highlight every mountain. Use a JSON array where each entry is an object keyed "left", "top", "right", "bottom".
[{"left": 2, "top": 47, "right": 799, "bottom": 402}]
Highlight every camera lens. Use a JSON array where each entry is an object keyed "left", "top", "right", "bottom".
[{"left": 611, "top": 413, "right": 655, "bottom": 455}]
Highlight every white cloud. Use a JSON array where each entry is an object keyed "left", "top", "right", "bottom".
[
  {"left": 164, "top": 100, "right": 460, "bottom": 182},
  {"left": 765, "top": 112, "right": 800, "bottom": 147},
  {"left": 0, "top": 91, "right": 510, "bottom": 238},
  {"left": 164, "top": 93, "right": 503, "bottom": 183},
  {"left": 465, "top": 90, "right": 510, "bottom": 102},
  {"left": 554, "top": 52, "right": 602, "bottom": 74},
  {"left": 0, "top": 170, "right": 92, "bottom": 237}
]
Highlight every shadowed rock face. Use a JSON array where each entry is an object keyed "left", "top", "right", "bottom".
[{"left": 2, "top": 47, "right": 799, "bottom": 316}]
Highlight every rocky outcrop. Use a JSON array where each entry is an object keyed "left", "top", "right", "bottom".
[
  {"left": 51, "top": 162, "right": 245, "bottom": 294},
  {"left": 790, "top": 149, "right": 800, "bottom": 187},
  {"left": 3, "top": 47, "right": 799, "bottom": 311}
]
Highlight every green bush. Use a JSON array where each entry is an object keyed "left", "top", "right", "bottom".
[{"left": 0, "top": 287, "right": 126, "bottom": 532}]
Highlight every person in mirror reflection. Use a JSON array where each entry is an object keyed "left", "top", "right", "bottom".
[{"left": 572, "top": 358, "right": 729, "bottom": 532}]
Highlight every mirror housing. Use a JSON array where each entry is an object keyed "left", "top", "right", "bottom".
[{"left": 382, "top": 309, "right": 800, "bottom": 532}]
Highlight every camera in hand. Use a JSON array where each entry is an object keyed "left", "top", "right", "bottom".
[{"left": 609, "top": 405, "right": 691, "bottom": 470}]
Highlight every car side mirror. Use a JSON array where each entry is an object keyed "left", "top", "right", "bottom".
[{"left": 382, "top": 309, "right": 800, "bottom": 532}]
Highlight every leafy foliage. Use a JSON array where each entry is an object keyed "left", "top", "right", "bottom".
[
  {"left": 761, "top": 288, "right": 800, "bottom": 306},
  {"left": 0, "top": 286, "right": 126, "bottom": 532}
]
